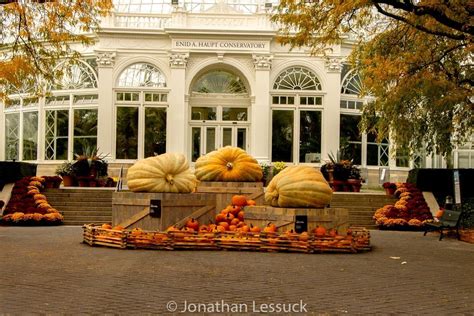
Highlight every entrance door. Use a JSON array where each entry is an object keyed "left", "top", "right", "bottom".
[{"left": 191, "top": 126, "right": 248, "bottom": 161}]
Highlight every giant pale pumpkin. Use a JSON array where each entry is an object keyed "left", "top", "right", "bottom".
[
  {"left": 127, "top": 153, "right": 198, "bottom": 193},
  {"left": 265, "top": 166, "right": 332, "bottom": 208},
  {"left": 194, "top": 146, "right": 262, "bottom": 182}
]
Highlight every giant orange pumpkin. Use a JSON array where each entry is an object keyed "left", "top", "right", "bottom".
[
  {"left": 265, "top": 165, "right": 332, "bottom": 208},
  {"left": 194, "top": 146, "right": 263, "bottom": 182}
]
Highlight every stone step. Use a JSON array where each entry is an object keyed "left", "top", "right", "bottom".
[
  {"left": 62, "top": 215, "right": 111, "bottom": 221},
  {"left": 45, "top": 193, "right": 113, "bottom": 199},
  {"left": 63, "top": 221, "right": 111, "bottom": 226},
  {"left": 53, "top": 207, "right": 112, "bottom": 213},
  {"left": 47, "top": 201, "right": 112, "bottom": 207},
  {"left": 59, "top": 210, "right": 112, "bottom": 216}
]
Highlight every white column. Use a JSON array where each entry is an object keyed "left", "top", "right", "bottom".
[
  {"left": 95, "top": 51, "right": 116, "bottom": 159},
  {"left": 323, "top": 58, "right": 343, "bottom": 161},
  {"left": 251, "top": 54, "right": 272, "bottom": 161},
  {"left": 167, "top": 52, "right": 189, "bottom": 154}
]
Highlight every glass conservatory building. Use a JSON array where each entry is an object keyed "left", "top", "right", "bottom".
[{"left": 1, "top": 0, "right": 472, "bottom": 184}]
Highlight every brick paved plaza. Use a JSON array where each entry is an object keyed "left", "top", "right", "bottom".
[{"left": 0, "top": 226, "right": 473, "bottom": 315}]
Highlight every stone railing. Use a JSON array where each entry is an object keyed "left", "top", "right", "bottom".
[
  {"left": 102, "top": 10, "right": 274, "bottom": 31},
  {"left": 112, "top": 13, "right": 172, "bottom": 29}
]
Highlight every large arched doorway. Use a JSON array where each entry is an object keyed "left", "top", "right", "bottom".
[{"left": 189, "top": 68, "right": 251, "bottom": 161}]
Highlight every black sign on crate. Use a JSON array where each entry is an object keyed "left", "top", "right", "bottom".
[
  {"left": 294, "top": 215, "right": 308, "bottom": 233},
  {"left": 150, "top": 199, "right": 162, "bottom": 218}
]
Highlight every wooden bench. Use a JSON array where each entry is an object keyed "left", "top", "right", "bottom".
[{"left": 424, "top": 209, "right": 463, "bottom": 241}]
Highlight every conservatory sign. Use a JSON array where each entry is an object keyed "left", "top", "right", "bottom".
[{"left": 172, "top": 39, "right": 268, "bottom": 52}]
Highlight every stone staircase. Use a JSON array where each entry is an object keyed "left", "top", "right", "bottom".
[
  {"left": 330, "top": 192, "right": 396, "bottom": 229},
  {"left": 44, "top": 188, "right": 114, "bottom": 226}
]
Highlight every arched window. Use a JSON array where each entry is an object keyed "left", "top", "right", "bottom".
[
  {"left": 192, "top": 70, "right": 247, "bottom": 94},
  {"left": 117, "top": 63, "right": 166, "bottom": 88},
  {"left": 115, "top": 63, "right": 167, "bottom": 160},
  {"left": 54, "top": 61, "right": 98, "bottom": 90},
  {"left": 341, "top": 68, "right": 363, "bottom": 95},
  {"left": 271, "top": 66, "right": 323, "bottom": 163},
  {"left": 273, "top": 67, "right": 322, "bottom": 91}
]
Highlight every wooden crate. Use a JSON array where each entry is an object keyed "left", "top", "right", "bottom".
[
  {"left": 244, "top": 205, "right": 350, "bottom": 234},
  {"left": 259, "top": 233, "right": 311, "bottom": 253},
  {"left": 82, "top": 224, "right": 127, "bottom": 249},
  {"left": 310, "top": 236, "right": 356, "bottom": 253},
  {"left": 112, "top": 192, "right": 216, "bottom": 231},
  {"left": 168, "top": 231, "right": 219, "bottom": 250},
  {"left": 127, "top": 230, "right": 173, "bottom": 250},
  {"left": 215, "top": 232, "right": 262, "bottom": 251},
  {"left": 196, "top": 181, "right": 264, "bottom": 211},
  {"left": 351, "top": 226, "right": 371, "bottom": 251}
]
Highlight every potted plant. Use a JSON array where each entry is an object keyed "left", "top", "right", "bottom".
[
  {"left": 347, "top": 166, "right": 363, "bottom": 192},
  {"left": 55, "top": 162, "right": 75, "bottom": 187},
  {"left": 73, "top": 148, "right": 108, "bottom": 187},
  {"left": 259, "top": 161, "right": 271, "bottom": 186},
  {"left": 383, "top": 182, "right": 397, "bottom": 195},
  {"left": 321, "top": 152, "right": 354, "bottom": 191}
]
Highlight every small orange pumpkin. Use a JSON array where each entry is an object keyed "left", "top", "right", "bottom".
[
  {"left": 231, "top": 195, "right": 248, "bottom": 207},
  {"left": 101, "top": 223, "right": 112, "bottom": 229},
  {"left": 250, "top": 224, "right": 261, "bottom": 233},
  {"left": 263, "top": 222, "right": 277, "bottom": 233},
  {"left": 226, "top": 205, "right": 241, "bottom": 216},
  {"left": 315, "top": 226, "right": 327, "bottom": 237},
  {"left": 186, "top": 218, "right": 199, "bottom": 230},
  {"left": 246, "top": 199, "right": 256, "bottom": 206},
  {"left": 218, "top": 221, "right": 230, "bottom": 230},
  {"left": 298, "top": 231, "right": 309, "bottom": 242}
]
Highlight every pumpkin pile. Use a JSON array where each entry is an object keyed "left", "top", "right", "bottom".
[
  {"left": 127, "top": 153, "right": 198, "bottom": 193},
  {"left": 194, "top": 146, "right": 263, "bottom": 182},
  {"left": 265, "top": 165, "right": 333, "bottom": 208},
  {"left": 1, "top": 177, "right": 64, "bottom": 225},
  {"left": 373, "top": 183, "right": 433, "bottom": 229},
  {"left": 165, "top": 194, "right": 259, "bottom": 234}
]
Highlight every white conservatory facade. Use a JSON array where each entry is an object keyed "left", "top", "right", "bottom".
[{"left": 1, "top": 0, "right": 473, "bottom": 184}]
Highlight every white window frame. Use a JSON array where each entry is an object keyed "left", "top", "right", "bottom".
[
  {"left": 114, "top": 88, "right": 169, "bottom": 161},
  {"left": 270, "top": 92, "right": 324, "bottom": 164}
]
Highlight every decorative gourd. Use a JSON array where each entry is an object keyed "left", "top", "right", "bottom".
[
  {"left": 127, "top": 153, "right": 198, "bottom": 193},
  {"left": 194, "top": 146, "right": 263, "bottom": 182},
  {"left": 265, "top": 165, "right": 332, "bottom": 208}
]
